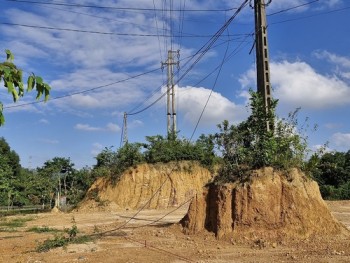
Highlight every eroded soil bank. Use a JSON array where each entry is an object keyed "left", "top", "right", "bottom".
[
  {"left": 78, "top": 161, "right": 213, "bottom": 211},
  {"left": 181, "top": 167, "right": 348, "bottom": 241}
]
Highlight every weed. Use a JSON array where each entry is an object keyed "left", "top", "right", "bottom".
[
  {"left": 27, "top": 226, "right": 61, "bottom": 233},
  {"left": 36, "top": 223, "right": 94, "bottom": 252},
  {"left": 36, "top": 234, "right": 68, "bottom": 252},
  {"left": 66, "top": 224, "right": 78, "bottom": 238}
]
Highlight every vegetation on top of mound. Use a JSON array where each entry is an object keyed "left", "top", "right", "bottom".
[
  {"left": 92, "top": 134, "right": 219, "bottom": 183},
  {"left": 213, "top": 90, "right": 314, "bottom": 184}
]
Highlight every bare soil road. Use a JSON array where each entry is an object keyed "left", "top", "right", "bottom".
[{"left": 0, "top": 201, "right": 349, "bottom": 263}]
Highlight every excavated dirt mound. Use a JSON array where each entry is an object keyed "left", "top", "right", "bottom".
[
  {"left": 181, "top": 167, "right": 348, "bottom": 241},
  {"left": 78, "top": 161, "right": 212, "bottom": 211}
]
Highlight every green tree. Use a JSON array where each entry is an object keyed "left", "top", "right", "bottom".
[
  {"left": 0, "top": 137, "right": 22, "bottom": 207},
  {"left": 195, "top": 134, "right": 217, "bottom": 168},
  {"left": 93, "top": 143, "right": 144, "bottom": 183},
  {"left": 143, "top": 135, "right": 206, "bottom": 164},
  {"left": 309, "top": 150, "right": 350, "bottom": 199},
  {"left": 0, "top": 49, "right": 51, "bottom": 126},
  {"left": 36, "top": 157, "right": 75, "bottom": 207}
]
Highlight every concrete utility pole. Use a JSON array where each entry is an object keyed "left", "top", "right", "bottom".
[
  {"left": 162, "top": 50, "right": 180, "bottom": 138},
  {"left": 254, "top": 0, "right": 273, "bottom": 131}
]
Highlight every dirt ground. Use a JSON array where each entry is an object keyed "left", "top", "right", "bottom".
[{"left": 0, "top": 201, "right": 349, "bottom": 263}]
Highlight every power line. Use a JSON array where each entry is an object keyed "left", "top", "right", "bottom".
[
  {"left": 37, "top": 5, "right": 169, "bottom": 34},
  {"left": 190, "top": 30, "right": 230, "bottom": 141},
  {"left": 126, "top": 33, "right": 249, "bottom": 115},
  {"left": 126, "top": 0, "right": 249, "bottom": 117},
  {"left": 7, "top": 0, "right": 238, "bottom": 12},
  {"left": 269, "top": 6, "right": 350, "bottom": 25},
  {"left": 189, "top": 31, "right": 255, "bottom": 141},
  {"left": 3, "top": 34, "right": 249, "bottom": 112},
  {"left": 267, "top": 0, "right": 320, "bottom": 16},
  {"left": 3, "top": 68, "right": 160, "bottom": 110},
  {"left": 0, "top": 22, "right": 249, "bottom": 39},
  {"left": 106, "top": 1, "right": 251, "bottom": 241}
]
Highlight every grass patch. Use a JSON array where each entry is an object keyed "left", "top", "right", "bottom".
[
  {"left": 27, "top": 226, "right": 61, "bottom": 233},
  {"left": 36, "top": 234, "right": 94, "bottom": 252},
  {"left": 0, "top": 216, "right": 34, "bottom": 232},
  {"left": 36, "top": 223, "right": 94, "bottom": 252}
]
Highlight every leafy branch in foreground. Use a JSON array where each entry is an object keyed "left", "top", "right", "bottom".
[{"left": 0, "top": 49, "right": 51, "bottom": 126}]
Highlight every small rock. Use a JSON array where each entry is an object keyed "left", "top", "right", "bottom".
[{"left": 272, "top": 242, "right": 277, "bottom": 248}]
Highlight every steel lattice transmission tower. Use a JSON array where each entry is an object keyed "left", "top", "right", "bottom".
[
  {"left": 162, "top": 50, "right": 180, "bottom": 138},
  {"left": 254, "top": 0, "right": 273, "bottom": 131}
]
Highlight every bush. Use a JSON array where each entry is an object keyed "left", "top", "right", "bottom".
[{"left": 214, "top": 90, "right": 311, "bottom": 184}]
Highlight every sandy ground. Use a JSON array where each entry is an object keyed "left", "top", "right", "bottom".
[{"left": 0, "top": 201, "right": 349, "bottom": 263}]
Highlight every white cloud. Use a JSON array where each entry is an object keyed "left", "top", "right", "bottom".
[
  {"left": 331, "top": 133, "right": 350, "bottom": 149},
  {"left": 48, "top": 68, "right": 161, "bottom": 113},
  {"left": 75, "top": 123, "right": 120, "bottom": 132},
  {"left": 129, "top": 120, "right": 144, "bottom": 129},
  {"left": 314, "top": 50, "right": 350, "bottom": 68},
  {"left": 37, "top": 138, "right": 59, "bottom": 144},
  {"left": 239, "top": 60, "right": 350, "bottom": 109},
  {"left": 75, "top": 124, "right": 103, "bottom": 132},
  {"left": 177, "top": 85, "right": 246, "bottom": 126},
  {"left": 91, "top": 142, "right": 103, "bottom": 156},
  {"left": 324, "top": 123, "right": 343, "bottom": 129},
  {"left": 106, "top": 123, "right": 121, "bottom": 132},
  {"left": 39, "top": 119, "right": 49, "bottom": 124},
  {"left": 314, "top": 50, "right": 350, "bottom": 80},
  {"left": 323, "top": 0, "right": 343, "bottom": 8}
]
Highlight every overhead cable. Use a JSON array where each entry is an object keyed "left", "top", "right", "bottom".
[
  {"left": 267, "top": 0, "right": 319, "bottom": 16},
  {"left": 7, "top": 0, "right": 238, "bottom": 12},
  {"left": 126, "top": 0, "right": 250, "bottom": 116},
  {"left": 3, "top": 68, "right": 160, "bottom": 109},
  {"left": 0, "top": 22, "right": 249, "bottom": 38},
  {"left": 270, "top": 6, "right": 350, "bottom": 25}
]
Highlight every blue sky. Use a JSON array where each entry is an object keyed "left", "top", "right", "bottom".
[{"left": 1, "top": 0, "right": 350, "bottom": 169}]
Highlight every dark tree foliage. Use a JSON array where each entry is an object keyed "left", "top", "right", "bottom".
[
  {"left": 309, "top": 150, "right": 350, "bottom": 200},
  {"left": 0, "top": 137, "right": 22, "bottom": 206},
  {"left": 0, "top": 137, "right": 21, "bottom": 177}
]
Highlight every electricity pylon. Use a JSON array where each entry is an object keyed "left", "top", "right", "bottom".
[{"left": 162, "top": 50, "right": 180, "bottom": 138}]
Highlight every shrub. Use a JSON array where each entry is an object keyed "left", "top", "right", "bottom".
[{"left": 214, "top": 90, "right": 312, "bottom": 184}]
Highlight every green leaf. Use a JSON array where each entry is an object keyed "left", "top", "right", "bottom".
[
  {"left": 27, "top": 75, "right": 35, "bottom": 92},
  {"left": 0, "top": 112, "right": 4, "bottom": 126},
  {"left": 5, "top": 49, "right": 14, "bottom": 61},
  {"left": 35, "top": 76, "right": 43, "bottom": 85},
  {"left": 18, "top": 82, "right": 24, "bottom": 97},
  {"left": 12, "top": 88, "right": 19, "bottom": 102},
  {"left": 6, "top": 80, "right": 14, "bottom": 93},
  {"left": 44, "top": 86, "right": 50, "bottom": 101},
  {"left": 36, "top": 84, "right": 43, "bottom": 100}
]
